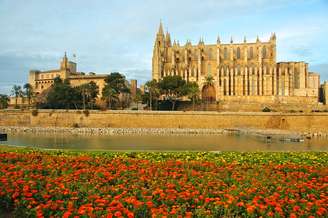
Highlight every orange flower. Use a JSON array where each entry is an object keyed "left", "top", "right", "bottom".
[
  {"left": 237, "top": 202, "right": 244, "bottom": 207},
  {"left": 246, "top": 205, "right": 255, "bottom": 213}
]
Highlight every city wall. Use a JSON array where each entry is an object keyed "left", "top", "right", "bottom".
[{"left": 1, "top": 110, "right": 328, "bottom": 133}]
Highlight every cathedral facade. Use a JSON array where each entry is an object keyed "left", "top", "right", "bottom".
[{"left": 152, "top": 22, "right": 320, "bottom": 103}]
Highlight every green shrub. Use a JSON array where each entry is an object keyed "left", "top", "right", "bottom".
[
  {"left": 83, "top": 110, "right": 90, "bottom": 117},
  {"left": 31, "top": 109, "right": 38, "bottom": 116},
  {"left": 262, "top": 107, "right": 271, "bottom": 112}
]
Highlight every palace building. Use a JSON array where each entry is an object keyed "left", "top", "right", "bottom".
[
  {"left": 29, "top": 53, "right": 108, "bottom": 97},
  {"left": 152, "top": 22, "right": 320, "bottom": 104}
]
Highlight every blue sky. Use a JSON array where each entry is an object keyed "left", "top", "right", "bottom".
[{"left": 0, "top": 0, "right": 327, "bottom": 94}]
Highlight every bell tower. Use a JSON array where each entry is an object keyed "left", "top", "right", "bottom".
[{"left": 152, "top": 21, "right": 165, "bottom": 81}]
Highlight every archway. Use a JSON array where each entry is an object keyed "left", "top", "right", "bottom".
[{"left": 202, "top": 85, "right": 216, "bottom": 103}]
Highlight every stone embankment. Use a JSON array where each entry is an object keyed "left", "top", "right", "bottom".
[
  {"left": 0, "top": 126, "right": 225, "bottom": 136},
  {"left": 0, "top": 126, "right": 327, "bottom": 140}
]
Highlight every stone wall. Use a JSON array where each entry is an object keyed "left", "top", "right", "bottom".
[
  {"left": 177, "top": 96, "right": 326, "bottom": 112},
  {"left": 1, "top": 110, "right": 328, "bottom": 133}
]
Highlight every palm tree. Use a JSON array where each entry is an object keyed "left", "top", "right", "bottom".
[
  {"left": 186, "top": 82, "right": 200, "bottom": 111},
  {"left": 203, "top": 75, "right": 215, "bottom": 110},
  {"left": 145, "top": 80, "right": 159, "bottom": 110},
  {"left": 102, "top": 85, "right": 119, "bottom": 110},
  {"left": 23, "top": 83, "right": 33, "bottom": 108},
  {"left": 11, "top": 85, "right": 23, "bottom": 108},
  {"left": 204, "top": 75, "right": 214, "bottom": 87}
]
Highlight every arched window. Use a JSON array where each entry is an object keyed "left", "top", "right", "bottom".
[
  {"left": 237, "top": 47, "right": 241, "bottom": 59},
  {"left": 249, "top": 47, "right": 254, "bottom": 59},
  {"left": 262, "top": 47, "right": 267, "bottom": 58},
  {"left": 224, "top": 48, "right": 228, "bottom": 59},
  {"left": 224, "top": 79, "right": 227, "bottom": 95}
]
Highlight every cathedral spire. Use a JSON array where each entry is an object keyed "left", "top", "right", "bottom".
[
  {"left": 270, "top": 32, "right": 276, "bottom": 41},
  {"left": 230, "top": 36, "right": 233, "bottom": 44},
  {"left": 256, "top": 35, "right": 260, "bottom": 43},
  {"left": 173, "top": 40, "right": 177, "bottom": 47},
  {"left": 165, "top": 30, "right": 171, "bottom": 47},
  {"left": 244, "top": 36, "right": 247, "bottom": 43},
  {"left": 158, "top": 20, "right": 164, "bottom": 35},
  {"left": 217, "top": 35, "right": 221, "bottom": 44}
]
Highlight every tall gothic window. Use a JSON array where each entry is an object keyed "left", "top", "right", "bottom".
[
  {"left": 249, "top": 47, "right": 254, "bottom": 59},
  {"left": 224, "top": 48, "right": 228, "bottom": 59},
  {"left": 208, "top": 48, "right": 212, "bottom": 59},
  {"left": 237, "top": 47, "right": 241, "bottom": 59},
  {"left": 224, "top": 79, "right": 227, "bottom": 95},
  {"left": 208, "top": 63, "right": 211, "bottom": 75},
  {"left": 262, "top": 47, "right": 267, "bottom": 58}
]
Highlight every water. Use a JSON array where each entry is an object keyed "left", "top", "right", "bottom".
[{"left": 1, "top": 132, "right": 328, "bottom": 152}]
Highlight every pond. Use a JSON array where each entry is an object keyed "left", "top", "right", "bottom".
[{"left": 1, "top": 132, "right": 328, "bottom": 152}]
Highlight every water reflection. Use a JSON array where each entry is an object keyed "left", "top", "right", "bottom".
[{"left": 2, "top": 133, "right": 328, "bottom": 152}]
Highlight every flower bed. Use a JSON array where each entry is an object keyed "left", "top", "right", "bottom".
[{"left": 0, "top": 149, "right": 327, "bottom": 217}]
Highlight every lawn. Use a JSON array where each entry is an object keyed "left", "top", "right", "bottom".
[{"left": 0, "top": 147, "right": 327, "bottom": 217}]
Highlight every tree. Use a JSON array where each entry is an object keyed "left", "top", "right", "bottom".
[
  {"left": 78, "top": 82, "right": 99, "bottom": 110},
  {"left": 159, "top": 75, "right": 188, "bottom": 110},
  {"left": 23, "top": 83, "right": 33, "bottom": 108},
  {"left": 144, "top": 80, "right": 160, "bottom": 110},
  {"left": 102, "top": 85, "right": 118, "bottom": 109},
  {"left": 133, "top": 88, "right": 143, "bottom": 110},
  {"left": 11, "top": 85, "right": 23, "bottom": 108},
  {"left": 185, "top": 82, "right": 200, "bottom": 111},
  {"left": 102, "top": 72, "right": 129, "bottom": 109},
  {"left": 0, "top": 94, "right": 9, "bottom": 109},
  {"left": 42, "top": 77, "right": 82, "bottom": 109}
]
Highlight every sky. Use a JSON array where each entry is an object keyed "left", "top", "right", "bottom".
[{"left": 0, "top": 0, "right": 328, "bottom": 94}]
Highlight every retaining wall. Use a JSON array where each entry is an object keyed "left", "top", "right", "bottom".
[{"left": 1, "top": 110, "right": 328, "bottom": 133}]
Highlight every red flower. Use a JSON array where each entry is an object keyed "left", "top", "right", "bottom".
[
  {"left": 63, "top": 211, "right": 72, "bottom": 218},
  {"left": 316, "top": 207, "right": 327, "bottom": 216},
  {"left": 293, "top": 205, "right": 300, "bottom": 212},
  {"left": 114, "top": 211, "right": 122, "bottom": 217}
]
